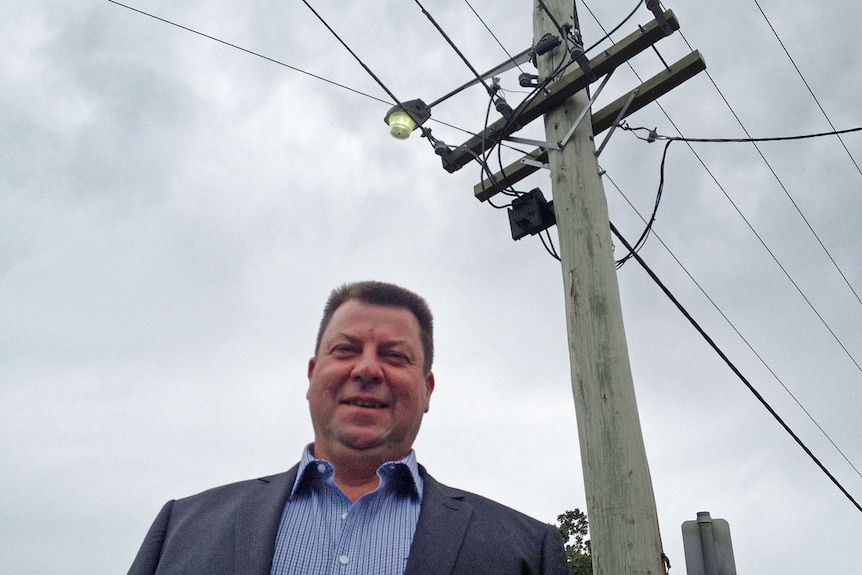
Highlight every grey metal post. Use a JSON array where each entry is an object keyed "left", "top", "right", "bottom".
[{"left": 697, "top": 511, "right": 719, "bottom": 575}]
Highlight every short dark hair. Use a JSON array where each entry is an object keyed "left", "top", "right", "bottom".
[{"left": 314, "top": 281, "right": 434, "bottom": 374}]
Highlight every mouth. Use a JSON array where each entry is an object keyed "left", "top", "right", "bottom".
[{"left": 341, "top": 399, "right": 389, "bottom": 409}]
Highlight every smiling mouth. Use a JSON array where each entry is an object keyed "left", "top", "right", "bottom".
[{"left": 342, "top": 399, "right": 388, "bottom": 409}]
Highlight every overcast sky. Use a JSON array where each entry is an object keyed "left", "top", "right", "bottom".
[{"left": 2, "top": 1, "right": 861, "bottom": 573}]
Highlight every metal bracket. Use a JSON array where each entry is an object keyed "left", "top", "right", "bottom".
[
  {"left": 595, "top": 87, "right": 639, "bottom": 157},
  {"left": 504, "top": 136, "right": 561, "bottom": 151},
  {"left": 558, "top": 70, "right": 614, "bottom": 149},
  {"left": 520, "top": 158, "right": 549, "bottom": 170}
]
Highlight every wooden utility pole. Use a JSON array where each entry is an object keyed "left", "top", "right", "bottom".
[{"left": 533, "top": 1, "right": 666, "bottom": 573}]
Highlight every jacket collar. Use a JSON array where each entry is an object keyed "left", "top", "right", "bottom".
[
  {"left": 235, "top": 467, "right": 298, "bottom": 575},
  {"left": 403, "top": 467, "right": 473, "bottom": 575},
  {"left": 232, "top": 464, "right": 473, "bottom": 575}
]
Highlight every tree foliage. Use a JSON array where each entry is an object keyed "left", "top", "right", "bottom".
[{"left": 557, "top": 509, "right": 593, "bottom": 575}]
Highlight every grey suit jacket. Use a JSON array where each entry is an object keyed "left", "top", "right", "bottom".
[{"left": 128, "top": 465, "right": 569, "bottom": 575}]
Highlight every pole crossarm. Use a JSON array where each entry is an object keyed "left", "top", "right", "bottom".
[
  {"left": 445, "top": 9, "right": 680, "bottom": 174},
  {"left": 474, "top": 49, "right": 707, "bottom": 201}
]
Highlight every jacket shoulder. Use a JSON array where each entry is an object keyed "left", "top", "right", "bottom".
[
  {"left": 172, "top": 470, "right": 293, "bottom": 510},
  {"left": 411, "top": 472, "right": 569, "bottom": 575},
  {"left": 128, "top": 468, "right": 297, "bottom": 575}
]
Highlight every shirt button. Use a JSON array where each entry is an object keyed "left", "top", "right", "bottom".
[
  {"left": 316, "top": 463, "right": 327, "bottom": 473},
  {"left": 339, "top": 555, "right": 349, "bottom": 565},
  {"left": 341, "top": 512, "right": 348, "bottom": 520}
]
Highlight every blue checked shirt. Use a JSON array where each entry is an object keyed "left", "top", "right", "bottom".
[{"left": 269, "top": 446, "right": 424, "bottom": 575}]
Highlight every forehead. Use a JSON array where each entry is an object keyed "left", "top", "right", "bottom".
[{"left": 323, "top": 300, "right": 422, "bottom": 343}]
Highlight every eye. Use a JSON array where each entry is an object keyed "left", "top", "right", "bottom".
[
  {"left": 383, "top": 351, "right": 410, "bottom": 364},
  {"left": 331, "top": 344, "right": 358, "bottom": 356}
]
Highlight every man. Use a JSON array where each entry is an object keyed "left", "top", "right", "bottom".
[{"left": 128, "top": 281, "right": 569, "bottom": 575}]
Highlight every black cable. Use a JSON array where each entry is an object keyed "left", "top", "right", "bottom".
[
  {"left": 300, "top": 3, "right": 403, "bottom": 115},
  {"left": 583, "top": 0, "right": 862, "bottom": 490},
  {"left": 582, "top": 0, "right": 644, "bottom": 54},
  {"left": 301, "top": 0, "right": 444, "bottom": 149},
  {"left": 605, "top": 170, "right": 862, "bottom": 482},
  {"left": 751, "top": 0, "right": 862, "bottom": 178},
  {"left": 463, "top": 0, "right": 525, "bottom": 75},
  {"left": 540, "top": 229, "right": 561, "bottom": 261},
  {"left": 105, "top": 0, "right": 391, "bottom": 106},
  {"left": 413, "top": 0, "right": 495, "bottom": 97},
  {"left": 614, "top": 138, "right": 669, "bottom": 268},
  {"left": 626, "top": 125, "right": 862, "bottom": 144},
  {"left": 622, "top": 127, "right": 862, "bottom": 376},
  {"left": 609, "top": 221, "right": 862, "bottom": 514},
  {"left": 537, "top": 0, "right": 567, "bottom": 38},
  {"left": 626, "top": 121, "right": 862, "bottom": 310},
  {"left": 676, "top": 26, "right": 862, "bottom": 312}
]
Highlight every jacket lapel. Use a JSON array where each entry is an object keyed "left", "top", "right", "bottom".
[
  {"left": 235, "top": 466, "right": 298, "bottom": 575},
  {"left": 403, "top": 470, "right": 472, "bottom": 575}
]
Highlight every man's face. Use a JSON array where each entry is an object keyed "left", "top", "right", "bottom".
[{"left": 307, "top": 299, "right": 434, "bottom": 465}]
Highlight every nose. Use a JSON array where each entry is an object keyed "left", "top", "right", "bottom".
[{"left": 350, "top": 348, "right": 384, "bottom": 385}]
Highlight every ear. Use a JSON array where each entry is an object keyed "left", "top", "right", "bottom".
[
  {"left": 423, "top": 371, "right": 435, "bottom": 413},
  {"left": 306, "top": 357, "right": 317, "bottom": 399}
]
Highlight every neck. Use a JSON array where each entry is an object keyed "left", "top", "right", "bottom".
[
  {"left": 312, "top": 444, "right": 409, "bottom": 501},
  {"left": 334, "top": 472, "right": 381, "bottom": 502}
]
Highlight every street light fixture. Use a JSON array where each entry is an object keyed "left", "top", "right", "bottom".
[{"left": 383, "top": 98, "right": 431, "bottom": 139}]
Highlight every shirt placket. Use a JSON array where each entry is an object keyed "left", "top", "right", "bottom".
[{"left": 328, "top": 493, "right": 369, "bottom": 575}]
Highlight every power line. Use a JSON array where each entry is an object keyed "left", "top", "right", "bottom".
[
  {"left": 300, "top": 1, "right": 420, "bottom": 132},
  {"left": 629, "top": 126, "right": 862, "bottom": 144},
  {"left": 106, "top": 0, "right": 540, "bottom": 175},
  {"left": 609, "top": 221, "right": 862, "bottom": 515},
  {"left": 462, "top": 0, "right": 525, "bottom": 75},
  {"left": 605, "top": 171, "right": 862, "bottom": 483},
  {"left": 584, "top": 0, "right": 862, "bottom": 487},
  {"left": 413, "top": 0, "right": 495, "bottom": 96},
  {"left": 750, "top": 0, "right": 862, "bottom": 178},
  {"left": 580, "top": 3, "right": 862, "bottom": 371},
  {"left": 676, "top": 25, "right": 862, "bottom": 327},
  {"left": 105, "top": 0, "right": 390, "bottom": 106},
  {"left": 622, "top": 126, "right": 862, "bottom": 377},
  {"left": 581, "top": 0, "right": 645, "bottom": 54}
]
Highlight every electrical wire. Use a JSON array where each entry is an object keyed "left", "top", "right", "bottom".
[
  {"left": 605, "top": 170, "right": 862, "bottom": 483},
  {"left": 613, "top": 138, "right": 668, "bottom": 268},
  {"left": 609, "top": 221, "right": 862, "bottom": 514},
  {"left": 750, "top": 0, "right": 862, "bottom": 179},
  {"left": 412, "top": 0, "right": 495, "bottom": 97},
  {"left": 579, "top": 1, "right": 862, "bottom": 390},
  {"left": 463, "top": 0, "right": 525, "bottom": 75},
  {"left": 620, "top": 125, "right": 862, "bottom": 376},
  {"left": 112, "top": 0, "right": 862, "bottom": 490},
  {"left": 625, "top": 126, "right": 862, "bottom": 144},
  {"left": 582, "top": 0, "right": 644, "bottom": 54},
  {"left": 578, "top": 0, "right": 862, "bottom": 485},
  {"left": 673, "top": 25, "right": 862, "bottom": 319},
  {"left": 105, "top": 0, "right": 391, "bottom": 106},
  {"left": 299, "top": 1, "right": 434, "bottom": 140}
]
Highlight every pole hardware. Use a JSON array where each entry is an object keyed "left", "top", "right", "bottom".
[
  {"left": 473, "top": 49, "right": 706, "bottom": 201},
  {"left": 505, "top": 136, "right": 561, "bottom": 151},
  {"left": 519, "top": 72, "right": 540, "bottom": 88},
  {"left": 449, "top": 9, "right": 682, "bottom": 174},
  {"left": 646, "top": 0, "right": 674, "bottom": 36},
  {"left": 558, "top": 70, "right": 614, "bottom": 149},
  {"left": 562, "top": 25, "right": 597, "bottom": 82},
  {"left": 507, "top": 188, "right": 556, "bottom": 240},
  {"left": 595, "top": 87, "right": 639, "bottom": 157}
]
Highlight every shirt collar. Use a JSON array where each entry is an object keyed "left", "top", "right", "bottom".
[{"left": 290, "top": 444, "right": 424, "bottom": 501}]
